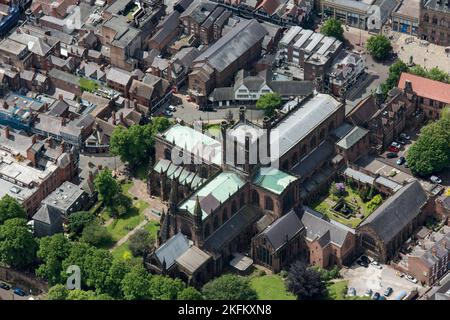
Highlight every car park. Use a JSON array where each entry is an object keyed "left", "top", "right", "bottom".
[
  {"left": 14, "top": 288, "right": 26, "bottom": 296},
  {"left": 372, "top": 292, "right": 380, "bottom": 300},
  {"left": 0, "top": 282, "right": 11, "bottom": 290},
  {"left": 396, "top": 157, "right": 406, "bottom": 165},
  {"left": 430, "top": 176, "right": 442, "bottom": 184},
  {"left": 370, "top": 261, "right": 382, "bottom": 269},
  {"left": 384, "top": 287, "right": 393, "bottom": 297},
  {"left": 386, "top": 152, "right": 398, "bottom": 159}
]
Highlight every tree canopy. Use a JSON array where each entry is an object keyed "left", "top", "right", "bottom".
[
  {"left": 109, "top": 123, "right": 155, "bottom": 168},
  {"left": 366, "top": 35, "right": 392, "bottom": 61},
  {"left": 177, "top": 287, "right": 203, "bottom": 300},
  {"left": 380, "top": 59, "right": 408, "bottom": 97},
  {"left": 320, "top": 18, "right": 344, "bottom": 41},
  {"left": 36, "top": 234, "right": 73, "bottom": 285},
  {"left": 202, "top": 274, "right": 257, "bottom": 300},
  {"left": 287, "top": 261, "right": 326, "bottom": 300},
  {"left": 128, "top": 228, "right": 154, "bottom": 257},
  {"left": 80, "top": 220, "right": 112, "bottom": 247},
  {"left": 0, "top": 195, "right": 26, "bottom": 224},
  {"left": 256, "top": 93, "right": 282, "bottom": 117},
  {"left": 0, "top": 218, "right": 38, "bottom": 269},
  {"left": 406, "top": 118, "right": 450, "bottom": 176},
  {"left": 121, "top": 265, "right": 152, "bottom": 300},
  {"left": 94, "top": 169, "right": 120, "bottom": 208},
  {"left": 67, "top": 211, "right": 96, "bottom": 237}
]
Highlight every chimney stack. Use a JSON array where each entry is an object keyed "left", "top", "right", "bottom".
[
  {"left": 58, "top": 94, "right": 64, "bottom": 101},
  {"left": 404, "top": 80, "right": 413, "bottom": 93},
  {"left": 112, "top": 111, "right": 116, "bottom": 125},
  {"left": 119, "top": 112, "right": 124, "bottom": 124},
  {"left": 239, "top": 106, "right": 246, "bottom": 122},
  {"left": 3, "top": 126, "right": 10, "bottom": 139}
]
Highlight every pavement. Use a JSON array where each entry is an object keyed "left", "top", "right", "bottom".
[
  {"left": 0, "top": 287, "right": 34, "bottom": 301},
  {"left": 341, "top": 259, "right": 426, "bottom": 300}
]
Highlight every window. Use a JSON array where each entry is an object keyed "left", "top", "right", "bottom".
[{"left": 264, "top": 196, "right": 274, "bottom": 211}]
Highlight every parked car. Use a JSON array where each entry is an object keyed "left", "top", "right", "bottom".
[
  {"left": 0, "top": 282, "right": 11, "bottom": 290},
  {"left": 397, "top": 139, "right": 406, "bottom": 145},
  {"left": 364, "top": 289, "right": 373, "bottom": 297},
  {"left": 391, "top": 142, "right": 401, "bottom": 149},
  {"left": 166, "top": 105, "right": 176, "bottom": 112},
  {"left": 164, "top": 110, "right": 173, "bottom": 117},
  {"left": 396, "top": 157, "right": 406, "bottom": 165},
  {"left": 405, "top": 275, "right": 418, "bottom": 284},
  {"left": 388, "top": 145, "right": 399, "bottom": 153},
  {"left": 371, "top": 261, "right": 382, "bottom": 269},
  {"left": 378, "top": 295, "right": 386, "bottom": 300},
  {"left": 372, "top": 292, "right": 380, "bottom": 300},
  {"left": 430, "top": 176, "right": 442, "bottom": 184},
  {"left": 384, "top": 287, "right": 393, "bottom": 297},
  {"left": 386, "top": 152, "right": 398, "bottom": 159},
  {"left": 360, "top": 255, "right": 371, "bottom": 264},
  {"left": 357, "top": 259, "right": 369, "bottom": 268},
  {"left": 404, "top": 161, "right": 409, "bottom": 168},
  {"left": 14, "top": 288, "right": 27, "bottom": 296},
  {"left": 400, "top": 133, "right": 410, "bottom": 140},
  {"left": 347, "top": 287, "right": 356, "bottom": 297}
]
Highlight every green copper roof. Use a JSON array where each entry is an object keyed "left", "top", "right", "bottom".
[
  {"left": 253, "top": 167, "right": 297, "bottom": 195},
  {"left": 179, "top": 172, "right": 246, "bottom": 220},
  {"left": 162, "top": 124, "right": 222, "bottom": 165}
]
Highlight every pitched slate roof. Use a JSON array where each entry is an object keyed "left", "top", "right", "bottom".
[
  {"left": 204, "top": 206, "right": 262, "bottom": 252},
  {"left": 300, "top": 206, "right": 350, "bottom": 247},
  {"left": 359, "top": 180, "right": 428, "bottom": 242},
  {"left": 336, "top": 126, "right": 368, "bottom": 150},
  {"left": 260, "top": 209, "right": 305, "bottom": 251},
  {"left": 155, "top": 232, "right": 190, "bottom": 269}
]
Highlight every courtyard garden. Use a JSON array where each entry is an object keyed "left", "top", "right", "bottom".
[
  {"left": 310, "top": 179, "right": 384, "bottom": 229},
  {"left": 249, "top": 270, "right": 296, "bottom": 300}
]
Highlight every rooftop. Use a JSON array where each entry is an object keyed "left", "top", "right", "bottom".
[
  {"left": 253, "top": 167, "right": 297, "bottom": 195},
  {"left": 398, "top": 72, "right": 450, "bottom": 105}
]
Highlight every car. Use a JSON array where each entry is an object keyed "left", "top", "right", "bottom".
[
  {"left": 386, "top": 152, "right": 398, "bottom": 159},
  {"left": 166, "top": 105, "right": 176, "bottom": 112},
  {"left": 14, "top": 288, "right": 27, "bottom": 296},
  {"left": 405, "top": 275, "right": 418, "bottom": 284},
  {"left": 0, "top": 282, "right": 11, "bottom": 290},
  {"left": 396, "top": 157, "right": 406, "bottom": 165},
  {"left": 430, "top": 176, "right": 442, "bottom": 184},
  {"left": 371, "top": 261, "right": 382, "bottom": 269},
  {"left": 391, "top": 142, "right": 402, "bottom": 149},
  {"left": 364, "top": 289, "right": 373, "bottom": 297},
  {"left": 388, "top": 145, "right": 399, "bottom": 153},
  {"left": 360, "top": 255, "right": 370, "bottom": 264},
  {"left": 357, "top": 260, "right": 369, "bottom": 268},
  {"left": 378, "top": 295, "right": 386, "bottom": 300},
  {"left": 164, "top": 110, "right": 173, "bottom": 117},
  {"left": 384, "top": 287, "right": 393, "bottom": 297},
  {"left": 404, "top": 161, "right": 409, "bottom": 168},
  {"left": 347, "top": 287, "right": 356, "bottom": 297},
  {"left": 397, "top": 139, "right": 406, "bottom": 145},
  {"left": 400, "top": 133, "right": 410, "bottom": 140},
  {"left": 372, "top": 292, "right": 380, "bottom": 300}
]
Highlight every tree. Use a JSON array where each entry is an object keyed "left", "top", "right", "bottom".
[
  {"left": 109, "top": 124, "right": 155, "bottom": 168},
  {"left": 366, "top": 194, "right": 383, "bottom": 213},
  {"left": 256, "top": 93, "right": 282, "bottom": 117},
  {"left": 406, "top": 118, "right": 450, "bottom": 176},
  {"left": 67, "top": 211, "right": 96, "bottom": 237},
  {"left": 121, "top": 265, "right": 152, "bottom": 300},
  {"left": 380, "top": 60, "right": 408, "bottom": 96},
  {"left": 104, "top": 259, "right": 131, "bottom": 299},
  {"left": 66, "top": 289, "right": 113, "bottom": 300},
  {"left": 151, "top": 116, "right": 172, "bottom": 133},
  {"left": 94, "top": 169, "right": 121, "bottom": 209},
  {"left": 441, "top": 106, "right": 450, "bottom": 120},
  {"left": 148, "top": 275, "right": 185, "bottom": 300},
  {"left": 80, "top": 221, "right": 112, "bottom": 247},
  {"left": 320, "top": 18, "right": 344, "bottom": 41},
  {"left": 366, "top": 35, "right": 392, "bottom": 61},
  {"left": 202, "top": 274, "right": 257, "bottom": 300},
  {"left": 0, "top": 195, "right": 26, "bottom": 224},
  {"left": 46, "top": 284, "right": 69, "bottom": 300},
  {"left": 427, "top": 67, "right": 450, "bottom": 83},
  {"left": 128, "top": 229, "right": 154, "bottom": 257},
  {"left": 0, "top": 218, "right": 38, "bottom": 269},
  {"left": 286, "top": 261, "right": 326, "bottom": 300},
  {"left": 36, "top": 234, "right": 73, "bottom": 285},
  {"left": 177, "top": 287, "right": 203, "bottom": 300}
]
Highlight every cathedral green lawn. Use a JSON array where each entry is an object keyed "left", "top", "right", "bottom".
[{"left": 250, "top": 274, "right": 296, "bottom": 300}]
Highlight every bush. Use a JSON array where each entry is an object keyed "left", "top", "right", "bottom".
[
  {"left": 366, "top": 35, "right": 392, "bottom": 60},
  {"left": 366, "top": 194, "right": 383, "bottom": 213},
  {"left": 257, "top": 269, "right": 266, "bottom": 277}
]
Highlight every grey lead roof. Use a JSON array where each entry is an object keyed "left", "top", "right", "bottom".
[
  {"left": 360, "top": 180, "right": 428, "bottom": 243},
  {"left": 260, "top": 209, "right": 305, "bottom": 251}
]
